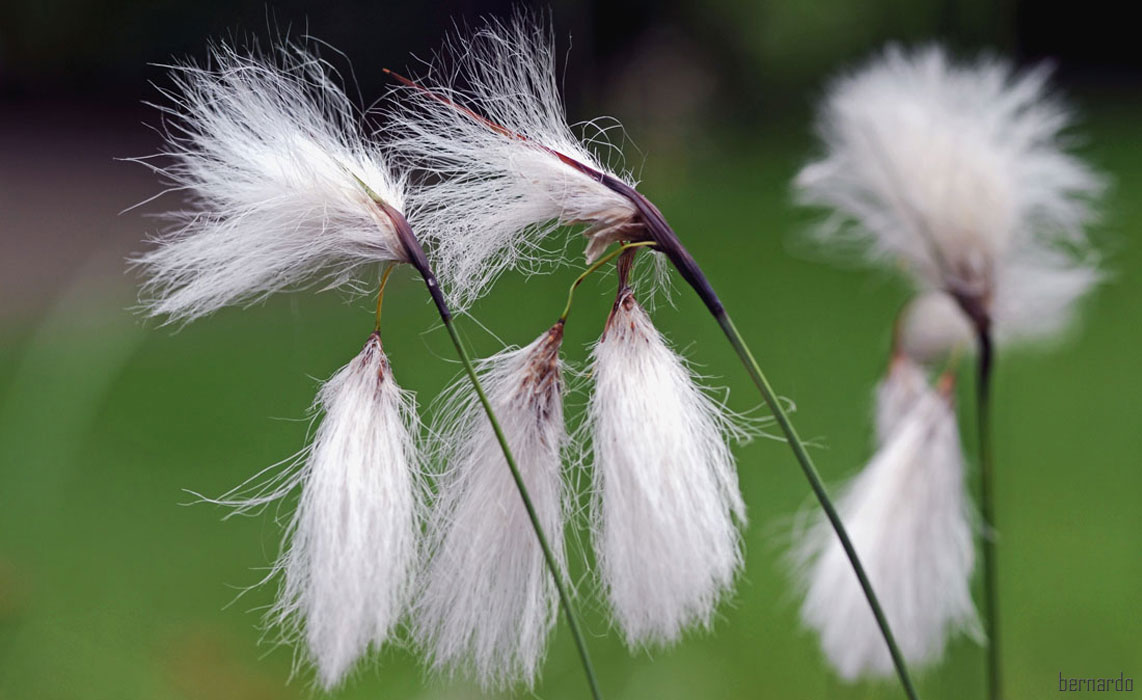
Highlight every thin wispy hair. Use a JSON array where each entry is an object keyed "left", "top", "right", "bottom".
[
  {"left": 796, "top": 45, "right": 1103, "bottom": 338},
  {"left": 134, "top": 39, "right": 410, "bottom": 321},
  {"left": 389, "top": 14, "right": 642, "bottom": 309},
  {"left": 414, "top": 325, "right": 569, "bottom": 689},
  {"left": 588, "top": 288, "right": 747, "bottom": 647},
  {"left": 794, "top": 373, "right": 980, "bottom": 680},
  {"left": 207, "top": 333, "right": 424, "bottom": 689}
]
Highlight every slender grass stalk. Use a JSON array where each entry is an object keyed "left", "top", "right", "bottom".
[
  {"left": 976, "top": 329, "right": 1001, "bottom": 700},
  {"left": 372, "top": 197, "right": 602, "bottom": 700},
  {"left": 374, "top": 263, "right": 396, "bottom": 331},
  {"left": 717, "top": 313, "right": 920, "bottom": 700},
  {"left": 559, "top": 241, "right": 657, "bottom": 323}
]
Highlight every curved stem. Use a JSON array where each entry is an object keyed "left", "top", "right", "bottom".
[
  {"left": 560, "top": 241, "right": 657, "bottom": 323},
  {"left": 374, "top": 264, "right": 396, "bottom": 331},
  {"left": 717, "top": 313, "right": 920, "bottom": 700},
  {"left": 976, "top": 330, "right": 1001, "bottom": 700}
]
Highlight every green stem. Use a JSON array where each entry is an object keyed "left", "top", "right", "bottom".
[
  {"left": 976, "top": 330, "right": 1001, "bottom": 700},
  {"left": 440, "top": 315, "right": 603, "bottom": 700},
  {"left": 716, "top": 312, "right": 920, "bottom": 700},
  {"left": 374, "top": 264, "right": 396, "bottom": 331},
  {"left": 559, "top": 241, "right": 657, "bottom": 323}
]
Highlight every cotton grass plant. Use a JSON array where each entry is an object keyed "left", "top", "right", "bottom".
[
  {"left": 133, "top": 43, "right": 428, "bottom": 688},
  {"left": 794, "top": 44, "right": 1104, "bottom": 698},
  {"left": 129, "top": 15, "right": 1115, "bottom": 700},
  {"left": 132, "top": 37, "right": 588, "bottom": 692},
  {"left": 387, "top": 15, "right": 921, "bottom": 695}
]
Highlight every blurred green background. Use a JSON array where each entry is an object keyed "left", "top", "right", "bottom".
[{"left": 1, "top": 0, "right": 1139, "bottom": 698}]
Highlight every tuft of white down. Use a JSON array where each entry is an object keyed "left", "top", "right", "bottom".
[
  {"left": 795, "top": 45, "right": 1103, "bottom": 340},
  {"left": 390, "top": 15, "right": 640, "bottom": 310},
  {"left": 794, "top": 376, "right": 979, "bottom": 680},
  {"left": 218, "top": 333, "right": 423, "bottom": 689},
  {"left": 134, "top": 41, "right": 409, "bottom": 321},
  {"left": 414, "top": 325, "right": 568, "bottom": 689},
  {"left": 588, "top": 289, "right": 746, "bottom": 647}
]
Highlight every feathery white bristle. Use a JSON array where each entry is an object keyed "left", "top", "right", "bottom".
[
  {"left": 588, "top": 288, "right": 746, "bottom": 647},
  {"left": 390, "top": 15, "right": 640, "bottom": 309},
  {"left": 795, "top": 368, "right": 979, "bottom": 679},
  {"left": 212, "top": 333, "right": 423, "bottom": 689},
  {"left": 897, "top": 292, "right": 975, "bottom": 365},
  {"left": 414, "top": 325, "right": 568, "bottom": 688},
  {"left": 135, "top": 41, "right": 409, "bottom": 321},
  {"left": 796, "top": 45, "right": 1102, "bottom": 338}
]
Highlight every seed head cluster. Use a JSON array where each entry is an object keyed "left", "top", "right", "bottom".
[
  {"left": 133, "top": 13, "right": 1105, "bottom": 695},
  {"left": 137, "top": 17, "right": 754, "bottom": 692},
  {"left": 792, "top": 45, "right": 1103, "bottom": 680}
]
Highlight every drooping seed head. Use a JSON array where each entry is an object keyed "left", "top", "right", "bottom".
[
  {"left": 415, "top": 324, "right": 569, "bottom": 689},
  {"left": 796, "top": 44, "right": 1104, "bottom": 341},
  {"left": 388, "top": 14, "right": 644, "bottom": 309},
  {"left": 203, "top": 332, "right": 424, "bottom": 689},
  {"left": 589, "top": 285, "right": 747, "bottom": 647},
  {"left": 794, "top": 372, "right": 980, "bottom": 679},
  {"left": 134, "top": 40, "right": 412, "bottom": 321}
]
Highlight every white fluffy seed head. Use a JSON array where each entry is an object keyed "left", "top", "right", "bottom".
[
  {"left": 284, "top": 333, "right": 423, "bottom": 689},
  {"left": 796, "top": 44, "right": 1103, "bottom": 338},
  {"left": 897, "top": 292, "right": 975, "bottom": 366},
  {"left": 794, "top": 373, "right": 980, "bottom": 680},
  {"left": 389, "top": 15, "right": 640, "bottom": 310},
  {"left": 134, "top": 41, "right": 410, "bottom": 321},
  {"left": 212, "top": 333, "right": 424, "bottom": 689},
  {"left": 414, "top": 325, "right": 568, "bottom": 689},
  {"left": 588, "top": 288, "right": 746, "bottom": 647}
]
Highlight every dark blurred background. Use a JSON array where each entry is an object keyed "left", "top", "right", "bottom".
[
  {"left": 2, "top": 2, "right": 1139, "bottom": 699},
  {"left": 3, "top": 0, "right": 1142, "bottom": 108}
]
